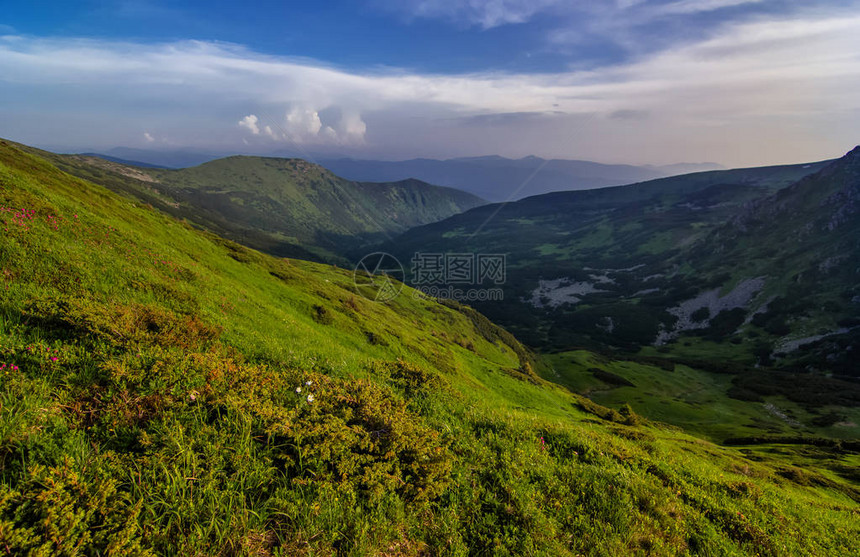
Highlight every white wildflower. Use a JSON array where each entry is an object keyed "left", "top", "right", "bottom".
[
  {"left": 305, "top": 380, "right": 313, "bottom": 386},
  {"left": 296, "top": 386, "right": 302, "bottom": 393},
  {"left": 307, "top": 394, "right": 315, "bottom": 403}
]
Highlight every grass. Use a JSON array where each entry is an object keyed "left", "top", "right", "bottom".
[
  {"left": 24, "top": 147, "right": 485, "bottom": 264},
  {"left": 544, "top": 350, "right": 860, "bottom": 441},
  {"left": 381, "top": 152, "right": 852, "bottom": 371},
  {"left": 0, "top": 139, "right": 859, "bottom": 555}
]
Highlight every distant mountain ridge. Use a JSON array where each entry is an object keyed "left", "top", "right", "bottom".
[
  {"left": 80, "top": 148, "right": 724, "bottom": 201},
  {"left": 318, "top": 156, "right": 725, "bottom": 202},
  {"left": 645, "top": 162, "right": 726, "bottom": 175},
  {"left": 79, "top": 152, "right": 169, "bottom": 169},
  {"left": 100, "top": 146, "right": 222, "bottom": 168}
]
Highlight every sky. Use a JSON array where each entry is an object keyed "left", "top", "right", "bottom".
[{"left": 1, "top": 0, "right": 859, "bottom": 166}]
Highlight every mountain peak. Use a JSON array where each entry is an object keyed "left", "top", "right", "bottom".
[
  {"left": 819, "top": 145, "right": 860, "bottom": 176},
  {"left": 843, "top": 145, "right": 860, "bottom": 162}
]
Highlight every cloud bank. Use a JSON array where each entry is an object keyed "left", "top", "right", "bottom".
[
  {"left": 0, "top": 5, "right": 858, "bottom": 166},
  {"left": 381, "top": 0, "right": 565, "bottom": 29},
  {"left": 382, "top": 0, "right": 769, "bottom": 29}
]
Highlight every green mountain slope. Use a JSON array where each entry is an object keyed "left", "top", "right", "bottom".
[
  {"left": 381, "top": 154, "right": 860, "bottom": 436},
  {"left": 1, "top": 139, "right": 859, "bottom": 555},
  {"left": 383, "top": 158, "right": 831, "bottom": 348},
  {"left": 15, "top": 144, "right": 486, "bottom": 263},
  {"left": 678, "top": 146, "right": 860, "bottom": 374}
]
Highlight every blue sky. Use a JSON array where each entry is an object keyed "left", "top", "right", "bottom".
[{"left": 2, "top": 0, "right": 859, "bottom": 165}]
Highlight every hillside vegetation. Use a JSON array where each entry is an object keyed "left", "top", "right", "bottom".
[
  {"left": 382, "top": 152, "right": 860, "bottom": 434},
  {"left": 385, "top": 157, "right": 832, "bottom": 347},
  {"left": 1, "top": 139, "right": 859, "bottom": 555},
  {"left": 16, "top": 144, "right": 485, "bottom": 263}
]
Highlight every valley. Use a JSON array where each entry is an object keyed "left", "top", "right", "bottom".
[
  {"left": 5, "top": 2, "right": 859, "bottom": 554},
  {"left": 0, "top": 138, "right": 858, "bottom": 555},
  {"left": 378, "top": 152, "right": 860, "bottom": 435}
]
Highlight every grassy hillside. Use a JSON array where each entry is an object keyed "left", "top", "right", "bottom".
[
  {"left": 543, "top": 351, "right": 860, "bottom": 443},
  {"left": 15, "top": 144, "right": 485, "bottom": 263},
  {"left": 1, "top": 139, "right": 859, "bottom": 555},
  {"left": 380, "top": 153, "right": 860, "bottom": 440},
  {"left": 384, "top": 158, "right": 830, "bottom": 349},
  {"left": 684, "top": 147, "right": 860, "bottom": 375}
]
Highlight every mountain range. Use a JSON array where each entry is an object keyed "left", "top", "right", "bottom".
[
  {"left": 378, "top": 149, "right": 860, "bottom": 438},
  {"left": 319, "top": 155, "right": 725, "bottom": 201},
  {"left": 382, "top": 156, "right": 839, "bottom": 349},
  {"left": 0, "top": 140, "right": 860, "bottom": 556},
  {"left": 14, "top": 144, "right": 485, "bottom": 263},
  {"left": 2, "top": 137, "right": 859, "bottom": 555},
  {"left": 85, "top": 146, "right": 222, "bottom": 168},
  {"left": 75, "top": 146, "right": 724, "bottom": 202}
]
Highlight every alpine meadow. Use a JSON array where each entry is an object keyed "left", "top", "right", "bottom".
[{"left": 1, "top": 1, "right": 860, "bottom": 556}]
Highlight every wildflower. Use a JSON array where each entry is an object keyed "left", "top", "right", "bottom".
[
  {"left": 296, "top": 386, "right": 302, "bottom": 394},
  {"left": 50, "top": 356, "right": 58, "bottom": 362},
  {"left": 305, "top": 380, "right": 313, "bottom": 386},
  {"left": 307, "top": 394, "right": 314, "bottom": 403}
]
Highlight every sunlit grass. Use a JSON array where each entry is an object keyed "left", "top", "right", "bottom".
[{"left": 0, "top": 140, "right": 858, "bottom": 555}]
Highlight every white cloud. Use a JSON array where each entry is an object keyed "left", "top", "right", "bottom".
[
  {"left": 238, "top": 107, "right": 368, "bottom": 145},
  {"left": 382, "top": 0, "right": 764, "bottom": 30},
  {"left": 143, "top": 131, "right": 155, "bottom": 142},
  {"left": 655, "top": 0, "right": 764, "bottom": 16},
  {"left": 0, "top": 8, "right": 858, "bottom": 165},
  {"left": 263, "top": 125, "right": 278, "bottom": 140},
  {"left": 338, "top": 111, "right": 367, "bottom": 144},
  {"left": 285, "top": 106, "right": 323, "bottom": 139},
  {"left": 389, "top": 0, "right": 566, "bottom": 29},
  {"left": 238, "top": 114, "right": 260, "bottom": 134}
]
